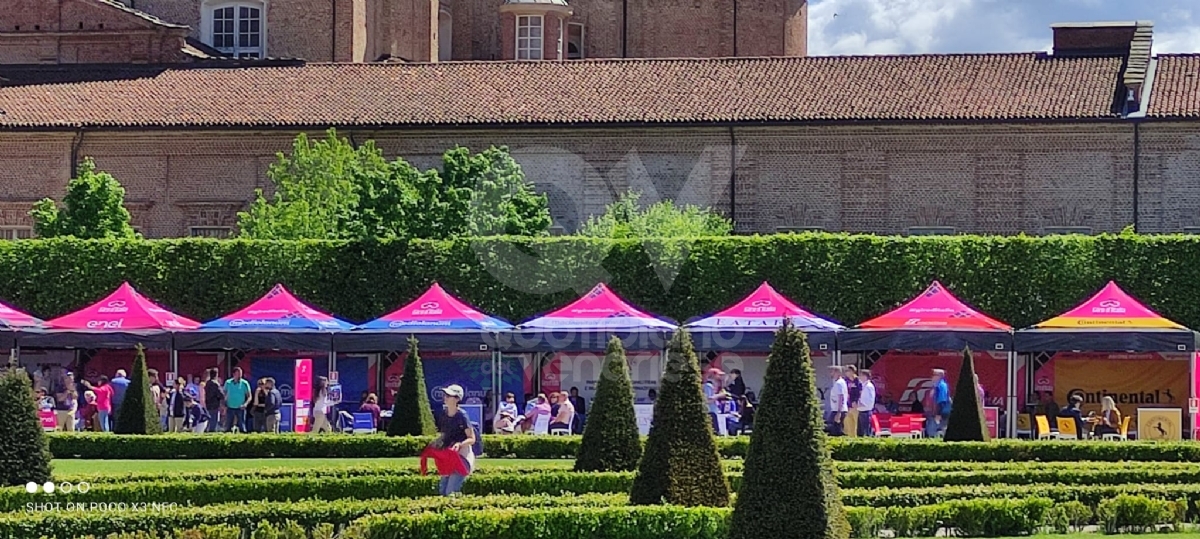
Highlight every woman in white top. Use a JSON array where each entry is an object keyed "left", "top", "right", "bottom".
[{"left": 311, "top": 376, "right": 333, "bottom": 433}]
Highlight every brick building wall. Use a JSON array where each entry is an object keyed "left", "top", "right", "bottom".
[
  {"left": 124, "top": 0, "right": 806, "bottom": 62},
  {"left": 2, "top": 122, "right": 1185, "bottom": 238},
  {"left": 0, "top": 0, "right": 188, "bottom": 64}
]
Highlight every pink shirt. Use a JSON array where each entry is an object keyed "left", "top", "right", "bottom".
[{"left": 94, "top": 384, "right": 113, "bottom": 413}]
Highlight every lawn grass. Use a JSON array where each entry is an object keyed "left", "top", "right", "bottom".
[{"left": 51, "top": 457, "right": 572, "bottom": 476}]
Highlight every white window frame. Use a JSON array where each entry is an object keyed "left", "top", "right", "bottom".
[
  {"left": 201, "top": 1, "right": 267, "bottom": 59},
  {"left": 189, "top": 226, "right": 235, "bottom": 238},
  {"left": 516, "top": 15, "right": 544, "bottom": 60},
  {"left": 0, "top": 226, "right": 33, "bottom": 240},
  {"left": 567, "top": 23, "right": 584, "bottom": 59}
]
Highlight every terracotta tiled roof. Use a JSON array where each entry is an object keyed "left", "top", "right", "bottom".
[
  {"left": 0, "top": 54, "right": 1125, "bottom": 129},
  {"left": 1148, "top": 54, "right": 1200, "bottom": 118}
]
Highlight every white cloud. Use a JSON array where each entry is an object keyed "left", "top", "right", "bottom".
[{"left": 807, "top": 0, "right": 1200, "bottom": 55}]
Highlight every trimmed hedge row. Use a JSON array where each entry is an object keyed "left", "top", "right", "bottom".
[
  {"left": 2, "top": 494, "right": 626, "bottom": 538},
  {"left": 8, "top": 492, "right": 1191, "bottom": 538},
  {"left": 48, "top": 434, "right": 1200, "bottom": 462},
  {"left": 50, "top": 466, "right": 1200, "bottom": 494},
  {"left": 10, "top": 235, "right": 1200, "bottom": 330},
  {"left": 12, "top": 470, "right": 1200, "bottom": 514}
]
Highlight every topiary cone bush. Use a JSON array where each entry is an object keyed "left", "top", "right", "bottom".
[
  {"left": 113, "top": 344, "right": 162, "bottom": 435},
  {"left": 944, "top": 347, "right": 990, "bottom": 442},
  {"left": 575, "top": 336, "right": 642, "bottom": 472},
  {"left": 630, "top": 328, "right": 730, "bottom": 507},
  {"left": 0, "top": 366, "right": 52, "bottom": 486},
  {"left": 730, "top": 320, "right": 849, "bottom": 539},
  {"left": 387, "top": 336, "right": 437, "bottom": 437}
]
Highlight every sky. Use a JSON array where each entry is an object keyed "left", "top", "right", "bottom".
[{"left": 807, "top": 0, "right": 1200, "bottom": 56}]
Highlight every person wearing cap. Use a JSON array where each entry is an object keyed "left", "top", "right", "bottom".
[{"left": 432, "top": 384, "right": 476, "bottom": 496}]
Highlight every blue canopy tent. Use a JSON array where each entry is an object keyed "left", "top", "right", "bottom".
[{"left": 334, "top": 283, "right": 513, "bottom": 353}]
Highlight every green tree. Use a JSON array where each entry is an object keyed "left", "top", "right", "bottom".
[
  {"left": 30, "top": 158, "right": 138, "bottom": 239},
  {"left": 0, "top": 366, "right": 52, "bottom": 486},
  {"left": 113, "top": 345, "right": 163, "bottom": 435},
  {"left": 944, "top": 348, "right": 990, "bottom": 442},
  {"left": 575, "top": 336, "right": 642, "bottom": 472},
  {"left": 580, "top": 190, "right": 733, "bottom": 238},
  {"left": 445, "top": 146, "right": 552, "bottom": 237},
  {"left": 387, "top": 336, "right": 437, "bottom": 436},
  {"left": 238, "top": 130, "right": 382, "bottom": 239},
  {"left": 731, "top": 321, "right": 850, "bottom": 539},
  {"left": 629, "top": 329, "right": 730, "bottom": 507}
]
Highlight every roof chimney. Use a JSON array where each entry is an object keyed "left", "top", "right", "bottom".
[{"left": 1051, "top": 21, "right": 1148, "bottom": 57}]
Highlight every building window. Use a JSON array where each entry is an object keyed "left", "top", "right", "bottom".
[
  {"left": 207, "top": 3, "right": 264, "bottom": 58},
  {"left": 567, "top": 23, "right": 584, "bottom": 59},
  {"left": 0, "top": 226, "right": 33, "bottom": 240},
  {"left": 438, "top": 9, "right": 453, "bottom": 62},
  {"left": 516, "top": 15, "right": 543, "bottom": 60},
  {"left": 190, "top": 226, "right": 234, "bottom": 238}
]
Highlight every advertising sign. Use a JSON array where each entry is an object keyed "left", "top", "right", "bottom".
[
  {"left": 1138, "top": 407, "right": 1182, "bottom": 441},
  {"left": 38, "top": 410, "right": 56, "bottom": 431},
  {"left": 1052, "top": 357, "right": 1188, "bottom": 434},
  {"left": 635, "top": 404, "right": 654, "bottom": 436},
  {"left": 294, "top": 359, "right": 313, "bottom": 433},
  {"left": 985, "top": 406, "right": 999, "bottom": 439}
]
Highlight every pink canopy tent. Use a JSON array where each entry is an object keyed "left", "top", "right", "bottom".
[
  {"left": 0, "top": 300, "right": 42, "bottom": 350},
  {"left": 20, "top": 282, "right": 199, "bottom": 350},
  {"left": 510, "top": 283, "right": 676, "bottom": 351}
]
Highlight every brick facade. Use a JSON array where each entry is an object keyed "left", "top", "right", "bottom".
[
  {"left": 2, "top": 122, "right": 1192, "bottom": 238},
  {"left": 0, "top": 0, "right": 189, "bottom": 64},
  {"left": 121, "top": 0, "right": 807, "bottom": 62}
]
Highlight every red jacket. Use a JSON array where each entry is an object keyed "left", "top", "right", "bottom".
[{"left": 420, "top": 446, "right": 469, "bottom": 477}]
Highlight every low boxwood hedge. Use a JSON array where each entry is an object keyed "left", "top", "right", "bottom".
[
  {"left": 47, "top": 433, "right": 1200, "bottom": 462},
  {"left": 9, "top": 493, "right": 1190, "bottom": 538},
  {"left": 47, "top": 466, "right": 1200, "bottom": 499}
]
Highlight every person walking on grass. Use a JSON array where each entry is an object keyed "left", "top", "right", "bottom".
[
  {"left": 223, "top": 367, "right": 252, "bottom": 433},
  {"left": 435, "top": 384, "right": 475, "bottom": 496},
  {"left": 311, "top": 376, "right": 333, "bottom": 433}
]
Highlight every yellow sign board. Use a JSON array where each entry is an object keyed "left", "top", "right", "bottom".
[
  {"left": 1053, "top": 359, "right": 1189, "bottom": 436},
  {"left": 1138, "top": 408, "right": 1183, "bottom": 441}
]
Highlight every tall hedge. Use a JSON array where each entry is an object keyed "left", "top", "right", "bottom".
[
  {"left": 0, "top": 235, "right": 1198, "bottom": 330},
  {"left": 0, "top": 367, "right": 52, "bottom": 486},
  {"left": 113, "top": 344, "right": 162, "bottom": 435},
  {"left": 944, "top": 348, "right": 989, "bottom": 443},
  {"left": 575, "top": 336, "right": 642, "bottom": 472},
  {"left": 731, "top": 321, "right": 849, "bottom": 539},
  {"left": 630, "top": 329, "right": 730, "bottom": 507},
  {"left": 387, "top": 336, "right": 437, "bottom": 437}
]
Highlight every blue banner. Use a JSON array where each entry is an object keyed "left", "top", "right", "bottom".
[
  {"left": 335, "top": 356, "right": 371, "bottom": 405},
  {"left": 280, "top": 404, "right": 294, "bottom": 432},
  {"left": 248, "top": 356, "right": 329, "bottom": 404},
  {"left": 423, "top": 355, "right": 523, "bottom": 407}
]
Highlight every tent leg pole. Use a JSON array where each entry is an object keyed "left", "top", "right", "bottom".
[
  {"left": 1007, "top": 351, "right": 1017, "bottom": 439},
  {"left": 170, "top": 348, "right": 179, "bottom": 378},
  {"left": 1191, "top": 351, "right": 1197, "bottom": 441}
]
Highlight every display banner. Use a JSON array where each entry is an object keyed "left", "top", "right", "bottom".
[
  {"left": 869, "top": 350, "right": 1008, "bottom": 411},
  {"left": 543, "top": 352, "right": 664, "bottom": 401},
  {"left": 1051, "top": 355, "right": 1188, "bottom": 433},
  {"left": 1138, "top": 408, "right": 1182, "bottom": 441},
  {"left": 985, "top": 407, "right": 999, "bottom": 438},
  {"left": 635, "top": 404, "right": 654, "bottom": 435},
  {"left": 384, "top": 352, "right": 525, "bottom": 407},
  {"left": 294, "top": 359, "right": 313, "bottom": 433},
  {"left": 711, "top": 351, "right": 834, "bottom": 404}
]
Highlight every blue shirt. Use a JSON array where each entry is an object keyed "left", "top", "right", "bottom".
[
  {"left": 704, "top": 382, "right": 718, "bottom": 414},
  {"left": 934, "top": 380, "right": 951, "bottom": 415},
  {"left": 109, "top": 376, "right": 130, "bottom": 408}
]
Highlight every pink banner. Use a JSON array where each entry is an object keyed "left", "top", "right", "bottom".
[
  {"left": 294, "top": 358, "right": 313, "bottom": 433},
  {"left": 870, "top": 350, "right": 1009, "bottom": 410},
  {"left": 39, "top": 410, "right": 56, "bottom": 430},
  {"left": 985, "top": 407, "right": 999, "bottom": 439}
]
